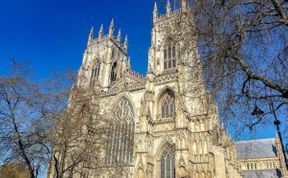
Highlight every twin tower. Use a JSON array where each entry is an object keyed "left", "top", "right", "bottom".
[
  {"left": 77, "top": 0, "right": 190, "bottom": 90},
  {"left": 47, "top": 1, "right": 288, "bottom": 178}
]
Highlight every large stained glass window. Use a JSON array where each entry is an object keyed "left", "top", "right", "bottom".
[{"left": 106, "top": 98, "right": 134, "bottom": 165}]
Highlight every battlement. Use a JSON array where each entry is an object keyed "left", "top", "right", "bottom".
[
  {"left": 153, "top": 0, "right": 189, "bottom": 24},
  {"left": 87, "top": 19, "right": 128, "bottom": 53}
]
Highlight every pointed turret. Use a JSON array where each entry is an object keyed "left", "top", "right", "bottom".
[
  {"left": 117, "top": 29, "right": 121, "bottom": 41},
  {"left": 166, "top": 0, "right": 171, "bottom": 17},
  {"left": 109, "top": 19, "right": 114, "bottom": 36},
  {"left": 87, "top": 26, "right": 94, "bottom": 46},
  {"left": 98, "top": 24, "right": 103, "bottom": 39},
  {"left": 124, "top": 35, "right": 128, "bottom": 51},
  {"left": 127, "top": 57, "right": 131, "bottom": 71},
  {"left": 153, "top": 2, "right": 158, "bottom": 23},
  {"left": 181, "top": 0, "right": 187, "bottom": 11}
]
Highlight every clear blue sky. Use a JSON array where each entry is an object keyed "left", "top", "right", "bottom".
[
  {"left": 0, "top": 0, "right": 161, "bottom": 77},
  {"left": 0, "top": 0, "right": 276, "bottom": 141}
]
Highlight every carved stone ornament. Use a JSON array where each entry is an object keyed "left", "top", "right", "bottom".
[
  {"left": 177, "top": 130, "right": 187, "bottom": 148},
  {"left": 178, "top": 155, "right": 186, "bottom": 167},
  {"left": 164, "top": 135, "right": 173, "bottom": 145},
  {"left": 137, "top": 168, "right": 145, "bottom": 178}
]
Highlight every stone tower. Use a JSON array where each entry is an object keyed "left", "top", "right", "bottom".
[
  {"left": 72, "top": 1, "right": 242, "bottom": 177},
  {"left": 134, "top": 1, "right": 241, "bottom": 177},
  {"left": 77, "top": 19, "right": 131, "bottom": 90},
  {"left": 47, "top": 1, "right": 288, "bottom": 178}
]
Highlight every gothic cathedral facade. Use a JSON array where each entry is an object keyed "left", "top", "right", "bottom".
[{"left": 48, "top": 1, "right": 288, "bottom": 178}]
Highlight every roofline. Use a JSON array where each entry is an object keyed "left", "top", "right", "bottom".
[{"left": 235, "top": 138, "right": 275, "bottom": 144}]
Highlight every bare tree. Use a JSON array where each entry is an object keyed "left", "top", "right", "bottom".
[
  {"left": 0, "top": 61, "right": 66, "bottom": 178},
  {"left": 0, "top": 59, "right": 123, "bottom": 178},
  {"left": 48, "top": 85, "right": 112, "bottom": 178},
  {"left": 165, "top": 0, "right": 288, "bottom": 137},
  {"left": 49, "top": 79, "right": 134, "bottom": 177},
  {"left": 0, "top": 60, "right": 72, "bottom": 178}
]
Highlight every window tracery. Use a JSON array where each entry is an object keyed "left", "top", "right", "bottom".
[
  {"left": 161, "top": 144, "right": 175, "bottom": 178},
  {"left": 106, "top": 98, "right": 134, "bottom": 165},
  {"left": 160, "top": 91, "right": 176, "bottom": 118},
  {"left": 164, "top": 40, "right": 177, "bottom": 70}
]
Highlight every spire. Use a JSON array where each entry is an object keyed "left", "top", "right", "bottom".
[
  {"left": 153, "top": 2, "right": 158, "bottom": 23},
  {"left": 89, "top": 26, "right": 94, "bottom": 37},
  {"left": 127, "top": 57, "right": 131, "bottom": 70},
  {"left": 87, "top": 26, "right": 94, "bottom": 46},
  {"left": 109, "top": 18, "right": 114, "bottom": 36},
  {"left": 166, "top": 0, "right": 171, "bottom": 17},
  {"left": 181, "top": 0, "right": 187, "bottom": 11},
  {"left": 98, "top": 24, "right": 103, "bottom": 39},
  {"left": 124, "top": 35, "right": 128, "bottom": 52},
  {"left": 117, "top": 29, "right": 121, "bottom": 41},
  {"left": 124, "top": 35, "right": 128, "bottom": 46}
]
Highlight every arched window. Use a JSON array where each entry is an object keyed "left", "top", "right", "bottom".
[
  {"left": 106, "top": 98, "right": 135, "bottom": 165},
  {"left": 164, "top": 40, "right": 177, "bottom": 70},
  {"left": 161, "top": 144, "right": 175, "bottom": 178},
  {"left": 110, "top": 62, "right": 117, "bottom": 82},
  {"left": 160, "top": 91, "right": 176, "bottom": 118},
  {"left": 90, "top": 59, "right": 101, "bottom": 86}
]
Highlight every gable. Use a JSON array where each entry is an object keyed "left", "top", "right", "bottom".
[{"left": 109, "top": 71, "right": 145, "bottom": 91}]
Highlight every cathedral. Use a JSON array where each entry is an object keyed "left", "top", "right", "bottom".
[{"left": 48, "top": 1, "right": 288, "bottom": 178}]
